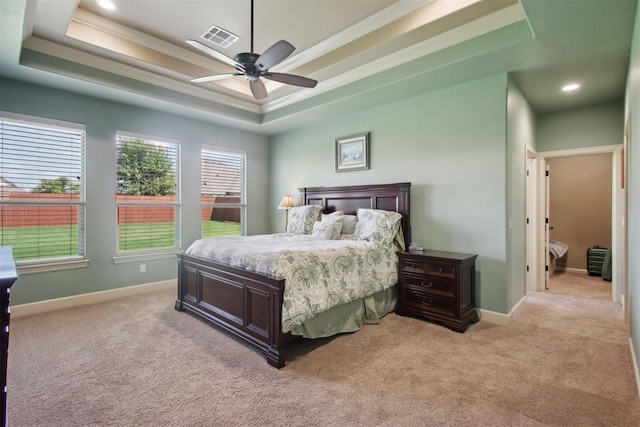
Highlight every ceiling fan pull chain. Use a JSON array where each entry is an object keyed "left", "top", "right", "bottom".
[{"left": 251, "top": 0, "right": 254, "bottom": 54}]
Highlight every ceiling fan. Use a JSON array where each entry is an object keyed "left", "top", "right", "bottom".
[{"left": 186, "top": 0, "right": 318, "bottom": 99}]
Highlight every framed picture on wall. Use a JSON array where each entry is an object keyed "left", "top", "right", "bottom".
[{"left": 335, "top": 132, "right": 370, "bottom": 172}]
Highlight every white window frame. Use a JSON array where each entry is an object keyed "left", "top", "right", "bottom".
[
  {"left": 0, "top": 111, "right": 88, "bottom": 274},
  {"left": 200, "top": 145, "right": 247, "bottom": 238},
  {"left": 113, "top": 131, "right": 181, "bottom": 264}
]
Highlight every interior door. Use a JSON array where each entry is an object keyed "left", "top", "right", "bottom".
[
  {"left": 526, "top": 161, "right": 532, "bottom": 292},
  {"left": 544, "top": 162, "right": 550, "bottom": 290},
  {"left": 525, "top": 150, "right": 537, "bottom": 292}
]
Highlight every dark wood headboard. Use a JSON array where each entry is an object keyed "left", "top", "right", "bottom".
[{"left": 299, "top": 182, "right": 411, "bottom": 243}]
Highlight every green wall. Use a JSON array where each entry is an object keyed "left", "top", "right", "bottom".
[
  {"left": 536, "top": 102, "right": 624, "bottom": 152},
  {"left": 506, "top": 79, "right": 536, "bottom": 309},
  {"left": 270, "top": 74, "right": 511, "bottom": 314},
  {"left": 0, "top": 77, "right": 270, "bottom": 305},
  {"left": 624, "top": 3, "right": 640, "bottom": 380}
]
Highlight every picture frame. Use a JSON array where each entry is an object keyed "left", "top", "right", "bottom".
[{"left": 335, "top": 132, "right": 370, "bottom": 172}]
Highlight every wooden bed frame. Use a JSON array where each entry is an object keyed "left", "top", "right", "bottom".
[{"left": 175, "top": 182, "right": 411, "bottom": 368}]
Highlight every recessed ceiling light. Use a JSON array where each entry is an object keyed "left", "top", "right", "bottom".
[
  {"left": 562, "top": 83, "right": 581, "bottom": 92},
  {"left": 97, "top": 0, "right": 116, "bottom": 11}
]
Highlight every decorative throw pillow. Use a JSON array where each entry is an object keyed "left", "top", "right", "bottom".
[
  {"left": 321, "top": 210, "right": 344, "bottom": 220},
  {"left": 287, "top": 205, "right": 323, "bottom": 234},
  {"left": 353, "top": 209, "right": 402, "bottom": 245},
  {"left": 341, "top": 214, "right": 358, "bottom": 234},
  {"left": 311, "top": 215, "right": 344, "bottom": 240}
]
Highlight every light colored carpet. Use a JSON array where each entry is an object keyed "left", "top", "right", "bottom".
[
  {"left": 547, "top": 271, "right": 612, "bottom": 300},
  {"left": 7, "top": 287, "right": 640, "bottom": 426},
  {"left": 529, "top": 271, "right": 619, "bottom": 318}
]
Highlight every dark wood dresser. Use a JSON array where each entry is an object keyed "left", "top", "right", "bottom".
[
  {"left": 1, "top": 246, "right": 17, "bottom": 427},
  {"left": 396, "top": 249, "right": 478, "bottom": 332}
]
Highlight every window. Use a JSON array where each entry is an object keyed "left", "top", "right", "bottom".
[
  {"left": 115, "top": 132, "right": 180, "bottom": 258},
  {"left": 201, "top": 146, "right": 246, "bottom": 238},
  {"left": 0, "top": 112, "right": 86, "bottom": 269}
]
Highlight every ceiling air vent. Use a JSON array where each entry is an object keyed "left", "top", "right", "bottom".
[{"left": 201, "top": 26, "right": 239, "bottom": 49}]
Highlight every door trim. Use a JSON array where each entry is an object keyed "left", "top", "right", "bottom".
[
  {"left": 525, "top": 146, "right": 538, "bottom": 292},
  {"left": 533, "top": 144, "right": 623, "bottom": 302}
]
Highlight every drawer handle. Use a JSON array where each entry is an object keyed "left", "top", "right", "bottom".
[
  {"left": 438, "top": 267, "right": 444, "bottom": 272},
  {"left": 420, "top": 280, "right": 433, "bottom": 288},
  {"left": 422, "top": 299, "right": 432, "bottom": 306}
]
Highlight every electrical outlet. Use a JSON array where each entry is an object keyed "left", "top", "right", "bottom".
[{"left": 140, "top": 264, "right": 146, "bottom": 273}]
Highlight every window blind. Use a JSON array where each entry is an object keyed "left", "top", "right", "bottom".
[
  {"left": 201, "top": 146, "right": 246, "bottom": 238},
  {"left": 115, "top": 132, "right": 181, "bottom": 253},
  {"left": 0, "top": 113, "right": 86, "bottom": 262}
]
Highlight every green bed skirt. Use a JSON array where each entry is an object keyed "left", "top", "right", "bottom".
[{"left": 288, "top": 285, "right": 398, "bottom": 339}]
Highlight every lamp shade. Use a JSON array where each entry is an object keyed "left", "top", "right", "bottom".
[{"left": 277, "top": 195, "right": 294, "bottom": 210}]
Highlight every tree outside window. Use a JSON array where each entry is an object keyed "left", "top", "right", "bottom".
[{"left": 115, "top": 134, "right": 180, "bottom": 254}]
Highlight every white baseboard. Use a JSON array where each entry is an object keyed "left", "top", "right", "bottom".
[
  {"left": 11, "top": 279, "right": 176, "bottom": 318},
  {"left": 479, "top": 309, "right": 510, "bottom": 326},
  {"left": 631, "top": 337, "right": 640, "bottom": 401},
  {"left": 479, "top": 295, "right": 526, "bottom": 327}
]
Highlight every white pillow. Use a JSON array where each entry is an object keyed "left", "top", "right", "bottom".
[
  {"left": 341, "top": 214, "right": 358, "bottom": 234},
  {"left": 321, "top": 210, "right": 344, "bottom": 220},
  {"left": 311, "top": 215, "right": 344, "bottom": 240},
  {"left": 353, "top": 209, "right": 402, "bottom": 245},
  {"left": 287, "top": 205, "right": 323, "bottom": 234}
]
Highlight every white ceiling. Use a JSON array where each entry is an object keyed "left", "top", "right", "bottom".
[{"left": 0, "top": 0, "right": 637, "bottom": 134}]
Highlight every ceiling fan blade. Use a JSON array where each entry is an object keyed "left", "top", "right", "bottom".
[
  {"left": 186, "top": 39, "right": 239, "bottom": 68},
  {"left": 255, "top": 40, "right": 295, "bottom": 71},
  {"left": 250, "top": 78, "right": 268, "bottom": 99},
  {"left": 191, "top": 73, "right": 242, "bottom": 83},
  {"left": 263, "top": 72, "right": 318, "bottom": 88}
]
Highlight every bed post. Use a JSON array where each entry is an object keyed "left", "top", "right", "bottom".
[
  {"left": 266, "top": 282, "right": 287, "bottom": 368},
  {"left": 174, "top": 253, "right": 185, "bottom": 312}
]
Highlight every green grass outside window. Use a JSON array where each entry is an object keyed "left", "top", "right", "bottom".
[{"left": 1, "top": 221, "right": 241, "bottom": 261}]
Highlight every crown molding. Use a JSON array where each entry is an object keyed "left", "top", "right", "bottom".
[
  {"left": 264, "top": 3, "right": 526, "bottom": 113},
  {"left": 274, "top": 0, "right": 437, "bottom": 73},
  {"left": 22, "top": 36, "right": 262, "bottom": 115},
  {"left": 71, "top": 8, "right": 231, "bottom": 73}
]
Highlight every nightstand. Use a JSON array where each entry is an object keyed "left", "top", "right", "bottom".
[{"left": 396, "top": 249, "right": 478, "bottom": 332}]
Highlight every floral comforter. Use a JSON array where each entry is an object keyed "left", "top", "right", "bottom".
[{"left": 185, "top": 233, "right": 399, "bottom": 333}]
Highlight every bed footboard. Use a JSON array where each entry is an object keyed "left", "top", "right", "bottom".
[{"left": 175, "top": 253, "right": 294, "bottom": 368}]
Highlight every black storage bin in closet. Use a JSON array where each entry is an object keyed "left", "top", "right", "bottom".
[{"left": 587, "top": 247, "right": 608, "bottom": 276}]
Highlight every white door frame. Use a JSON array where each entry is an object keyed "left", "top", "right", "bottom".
[
  {"left": 544, "top": 162, "right": 551, "bottom": 290},
  {"left": 526, "top": 147, "right": 549, "bottom": 292},
  {"left": 529, "top": 144, "right": 624, "bottom": 302},
  {"left": 525, "top": 146, "right": 538, "bottom": 292}
]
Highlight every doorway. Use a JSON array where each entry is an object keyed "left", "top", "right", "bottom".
[
  {"left": 526, "top": 145, "right": 624, "bottom": 304},
  {"left": 547, "top": 152, "right": 612, "bottom": 299}
]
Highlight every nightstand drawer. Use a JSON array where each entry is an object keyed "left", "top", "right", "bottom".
[
  {"left": 424, "top": 261, "right": 457, "bottom": 280},
  {"left": 400, "top": 290, "right": 456, "bottom": 318},
  {"left": 400, "top": 258, "right": 457, "bottom": 280},
  {"left": 400, "top": 273, "right": 455, "bottom": 298}
]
